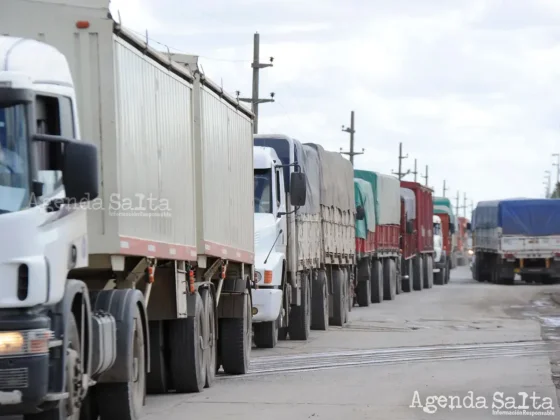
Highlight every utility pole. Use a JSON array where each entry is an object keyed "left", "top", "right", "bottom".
[
  {"left": 455, "top": 191, "right": 460, "bottom": 215},
  {"left": 469, "top": 200, "right": 474, "bottom": 215},
  {"left": 238, "top": 32, "right": 274, "bottom": 134},
  {"left": 392, "top": 142, "right": 411, "bottom": 180},
  {"left": 411, "top": 159, "right": 418, "bottom": 182},
  {"left": 544, "top": 170, "right": 551, "bottom": 198},
  {"left": 340, "top": 111, "right": 363, "bottom": 165},
  {"left": 422, "top": 165, "right": 429, "bottom": 187},
  {"left": 443, "top": 180, "right": 448, "bottom": 197},
  {"left": 553, "top": 153, "right": 560, "bottom": 184},
  {"left": 463, "top": 192, "right": 467, "bottom": 218}
]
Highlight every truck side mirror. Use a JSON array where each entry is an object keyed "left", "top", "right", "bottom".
[
  {"left": 406, "top": 220, "right": 414, "bottom": 234},
  {"left": 449, "top": 223, "right": 456, "bottom": 234},
  {"left": 356, "top": 205, "right": 365, "bottom": 221},
  {"left": 62, "top": 141, "right": 99, "bottom": 202},
  {"left": 290, "top": 172, "right": 307, "bottom": 207},
  {"left": 466, "top": 222, "right": 472, "bottom": 231}
]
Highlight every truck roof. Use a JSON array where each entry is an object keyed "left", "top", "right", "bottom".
[
  {"left": 253, "top": 146, "right": 279, "bottom": 168},
  {"left": 0, "top": 36, "right": 73, "bottom": 87}
]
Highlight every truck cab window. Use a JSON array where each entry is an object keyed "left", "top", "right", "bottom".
[
  {"left": 254, "top": 169, "right": 273, "bottom": 213},
  {"left": 34, "top": 95, "right": 74, "bottom": 197}
]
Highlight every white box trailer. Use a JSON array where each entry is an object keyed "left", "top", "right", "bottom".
[{"left": 0, "top": 0, "right": 255, "bottom": 409}]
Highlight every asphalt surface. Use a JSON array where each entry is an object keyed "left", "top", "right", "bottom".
[{"left": 142, "top": 265, "right": 560, "bottom": 420}]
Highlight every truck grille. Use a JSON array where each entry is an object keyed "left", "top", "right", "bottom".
[{"left": 0, "top": 368, "right": 28, "bottom": 389}]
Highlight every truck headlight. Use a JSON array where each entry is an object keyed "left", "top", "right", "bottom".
[
  {"left": 0, "top": 329, "right": 52, "bottom": 357},
  {"left": 468, "top": 249, "right": 474, "bottom": 256},
  {"left": 254, "top": 271, "right": 262, "bottom": 283}
]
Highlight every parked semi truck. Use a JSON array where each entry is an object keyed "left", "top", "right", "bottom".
[
  {"left": 253, "top": 135, "right": 355, "bottom": 337},
  {"left": 433, "top": 197, "right": 455, "bottom": 284},
  {"left": 0, "top": 1, "right": 256, "bottom": 418},
  {"left": 400, "top": 181, "right": 435, "bottom": 291},
  {"left": 354, "top": 170, "right": 401, "bottom": 301},
  {"left": 471, "top": 199, "right": 560, "bottom": 284},
  {"left": 252, "top": 145, "right": 309, "bottom": 348}
]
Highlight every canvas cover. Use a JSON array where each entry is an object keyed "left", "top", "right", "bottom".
[
  {"left": 400, "top": 187, "right": 416, "bottom": 220},
  {"left": 500, "top": 199, "right": 560, "bottom": 236},
  {"left": 354, "top": 169, "right": 400, "bottom": 225},
  {"left": 304, "top": 143, "right": 354, "bottom": 212},
  {"left": 354, "top": 178, "right": 376, "bottom": 240}
]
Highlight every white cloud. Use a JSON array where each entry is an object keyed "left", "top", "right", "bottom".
[{"left": 111, "top": 0, "right": 560, "bottom": 203}]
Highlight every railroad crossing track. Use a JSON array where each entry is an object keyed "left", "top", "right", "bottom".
[{"left": 220, "top": 340, "right": 553, "bottom": 379}]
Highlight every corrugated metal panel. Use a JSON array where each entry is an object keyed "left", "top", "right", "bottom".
[
  {"left": 113, "top": 38, "right": 196, "bottom": 248},
  {"left": 200, "top": 86, "right": 254, "bottom": 255}
]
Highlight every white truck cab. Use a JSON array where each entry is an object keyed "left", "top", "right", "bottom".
[
  {"left": 252, "top": 146, "right": 306, "bottom": 348},
  {"left": 433, "top": 215, "right": 444, "bottom": 269}
]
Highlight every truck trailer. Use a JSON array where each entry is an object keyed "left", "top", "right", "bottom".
[
  {"left": 253, "top": 135, "right": 355, "bottom": 336},
  {"left": 433, "top": 196, "right": 455, "bottom": 285},
  {"left": 471, "top": 199, "right": 560, "bottom": 284},
  {"left": 400, "top": 181, "right": 435, "bottom": 291},
  {"left": 354, "top": 170, "right": 402, "bottom": 301},
  {"left": 0, "top": 1, "right": 255, "bottom": 418}
]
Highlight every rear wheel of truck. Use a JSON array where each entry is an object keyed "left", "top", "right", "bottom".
[
  {"left": 97, "top": 305, "right": 146, "bottom": 420},
  {"left": 289, "top": 272, "right": 311, "bottom": 340},
  {"left": 383, "top": 258, "right": 397, "bottom": 301},
  {"left": 370, "top": 259, "right": 384, "bottom": 303},
  {"left": 357, "top": 259, "right": 371, "bottom": 307},
  {"left": 330, "top": 268, "right": 345, "bottom": 326},
  {"left": 220, "top": 292, "right": 252, "bottom": 374},
  {"left": 423, "top": 255, "right": 434, "bottom": 289},
  {"left": 402, "top": 258, "right": 412, "bottom": 293},
  {"left": 311, "top": 269, "right": 328, "bottom": 331},
  {"left": 346, "top": 268, "right": 354, "bottom": 314},
  {"left": 169, "top": 293, "right": 205, "bottom": 392},
  {"left": 434, "top": 266, "right": 445, "bottom": 285},
  {"left": 445, "top": 260, "right": 451, "bottom": 284},
  {"left": 146, "top": 320, "right": 170, "bottom": 394},
  {"left": 412, "top": 255, "right": 424, "bottom": 291},
  {"left": 200, "top": 288, "right": 217, "bottom": 388},
  {"left": 341, "top": 268, "right": 349, "bottom": 324},
  {"left": 24, "top": 313, "right": 82, "bottom": 420}
]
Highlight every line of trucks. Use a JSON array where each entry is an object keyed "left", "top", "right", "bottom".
[
  {"left": 470, "top": 198, "right": 560, "bottom": 284},
  {"left": 0, "top": 0, "right": 461, "bottom": 418}
]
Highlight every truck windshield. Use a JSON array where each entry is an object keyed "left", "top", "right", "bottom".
[
  {"left": 254, "top": 169, "right": 273, "bottom": 213},
  {"left": 0, "top": 104, "right": 31, "bottom": 214},
  {"left": 433, "top": 223, "right": 442, "bottom": 236}
]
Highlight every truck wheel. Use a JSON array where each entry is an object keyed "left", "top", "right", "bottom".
[
  {"left": 220, "top": 292, "right": 252, "bottom": 374},
  {"left": 370, "top": 259, "right": 384, "bottom": 303},
  {"left": 97, "top": 305, "right": 146, "bottom": 420},
  {"left": 346, "top": 268, "right": 354, "bottom": 314},
  {"left": 340, "top": 268, "right": 349, "bottom": 324},
  {"left": 289, "top": 273, "right": 311, "bottom": 339},
  {"left": 200, "top": 288, "right": 216, "bottom": 388},
  {"left": 146, "top": 321, "right": 169, "bottom": 394},
  {"left": 434, "top": 266, "right": 445, "bottom": 285},
  {"left": 24, "top": 313, "right": 82, "bottom": 420},
  {"left": 402, "top": 258, "right": 412, "bottom": 293},
  {"left": 169, "top": 293, "right": 205, "bottom": 392},
  {"left": 254, "top": 319, "right": 278, "bottom": 349},
  {"left": 356, "top": 259, "right": 371, "bottom": 307},
  {"left": 311, "top": 270, "right": 328, "bottom": 331},
  {"left": 424, "top": 255, "right": 434, "bottom": 289},
  {"left": 383, "top": 259, "right": 396, "bottom": 301},
  {"left": 329, "top": 268, "right": 345, "bottom": 326},
  {"left": 445, "top": 260, "right": 451, "bottom": 284},
  {"left": 413, "top": 255, "right": 424, "bottom": 291}
]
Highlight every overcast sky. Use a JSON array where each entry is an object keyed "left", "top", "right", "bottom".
[{"left": 110, "top": 0, "right": 560, "bottom": 208}]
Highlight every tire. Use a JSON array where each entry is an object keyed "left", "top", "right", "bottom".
[
  {"left": 25, "top": 313, "right": 82, "bottom": 420},
  {"left": 370, "top": 259, "right": 384, "bottom": 303},
  {"left": 311, "top": 270, "right": 328, "bottom": 331},
  {"left": 329, "top": 268, "right": 345, "bottom": 326},
  {"left": 289, "top": 273, "right": 311, "bottom": 340},
  {"left": 423, "top": 255, "right": 434, "bottom": 289},
  {"left": 254, "top": 319, "right": 278, "bottom": 349},
  {"left": 434, "top": 266, "right": 445, "bottom": 285},
  {"left": 146, "top": 321, "right": 169, "bottom": 394},
  {"left": 220, "top": 292, "right": 252, "bottom": 375},
  {"left": 356, "top": 265, "right": 371, "bottom": 307},
  {"left": 383, "top": 259, "right": 396, "bottom": 301},
  {"left": 347, "top": 268, "right": 354, "bottom": 314},
  {"left": 412, "top": 255, "right": 424, "bottom": 291},
  {"left": 200, "top": 288, "right": 216, "bottom": 388},
  {"left": 340, "top": 268, "right": 349, "bottom": 324},
  {"left": 97, "top": 305, "right": 146, "bottom": 420},
  {"left": 402, "top": 258, "right": 412, "bottom": 293},
  {"left": 169, "top": 293, "right": 205, "bottom": 392},
  {"left": 445, "top": 260, "right": 451, "bottom": 284}
]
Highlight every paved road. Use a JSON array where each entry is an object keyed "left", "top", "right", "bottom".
[{"left": 143, "top": 266, "right": 560, "bottom": 420}]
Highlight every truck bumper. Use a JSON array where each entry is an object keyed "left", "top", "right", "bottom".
[
  {"left": 0, "top": 311, "right": 52, "bottom": 416},
  {"left": 252, "top": 288, "right": 282, "bottom": 323}
]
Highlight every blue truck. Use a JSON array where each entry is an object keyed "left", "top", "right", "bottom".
[{"left": 470, "top": 199, "right": 560, "bottom": 284}]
